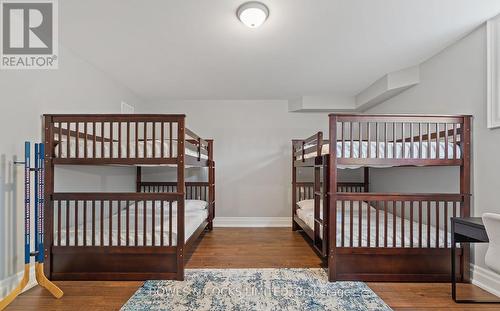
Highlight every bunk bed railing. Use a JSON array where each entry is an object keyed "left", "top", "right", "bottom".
[
  {"left": 293, "top": 115, "right": 471, "bottom": 166},
  {"left": 331, "top": 193, "right": 468, "bottom": 249},
  {"left": 50, "top": 192, "right": 184, "bottom": 248},
  {"left": 330, "top": 114, "right": 471, "bottom": 166},
  {"left": 295, "top": 182, "right": 366, "bottom": 202},
  {"left": 292, "top": 132, "right": 325, "bottom": 161},
  {"left": 139, "top": 182, "right": 211, "bottom": 202},
  {"left": 43, "top": 114, "right": 213, "bottom": 165},
  {"left": 185, "top": 128, "right": 210, "bottom": 161}
]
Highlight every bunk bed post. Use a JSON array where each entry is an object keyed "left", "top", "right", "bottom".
[
  {"left": 208, "top": 139, "right": 215, "bottom": 231},
  {"left": 460, "top": 116, "right": 472, "bottom": 282},
  {"left": 364, "top": 167, "right": 369, "bottom": 192},
  {"left": 136, "top": 167, "right": 142, "bottom": 192},
  {"left": 176, "top": 116, "right": 186, "bottom": 281},
  {"left": 42, "top": 115, "right": 54, "bottom": 279},
  {"left": 291, "top": 140, "right": 299, "bottom": 231},
  {"left": 321, "top": 153, "right": 330, "bottom": 257},
  {"left": 328, "top": 115, "right": 338, "bottom": 282}
]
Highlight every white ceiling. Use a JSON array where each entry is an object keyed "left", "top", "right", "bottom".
[{"left": 60, "top": 0, "right": 500, "bottom": 101}]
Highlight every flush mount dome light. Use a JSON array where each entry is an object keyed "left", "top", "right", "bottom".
[{"left": 237, "top": 2, "right": 269, "bottom": 28}]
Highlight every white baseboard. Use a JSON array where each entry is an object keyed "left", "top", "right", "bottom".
[
  {"left": 214, "top": 217, "right": 291, "bottom": 227},
  {"left": 471, "top": 264, "right": 500, "bottom": 297},
  {"left": 0, "top": 265, "right": 37, "bottom": 300}
]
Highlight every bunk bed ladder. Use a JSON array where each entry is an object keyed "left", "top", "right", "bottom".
[{"left": 313, "top": 158, "right": 329, "bottom": 257}]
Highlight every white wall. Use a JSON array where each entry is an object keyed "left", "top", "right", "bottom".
[
  {"left": 366, "top": 24, "right": 500, "bottom": 289},
  {"left": 0, "top": 46, "right": 141, "bottom": 297},
  {"left": 140, "top": 100, "right": 363, "bottom": 218}
]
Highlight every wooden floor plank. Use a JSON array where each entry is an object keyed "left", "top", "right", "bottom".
[{"left": 4, "top": 228, "right": 500, "bottom": 310}]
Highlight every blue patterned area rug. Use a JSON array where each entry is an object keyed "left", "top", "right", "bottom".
[{"left": 121, "top": 268, "right": 391, "bottom": 311}]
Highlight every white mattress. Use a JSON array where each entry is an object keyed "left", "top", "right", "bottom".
[
  {"left": 55, "top": 139, "right": 208, "bottom": 160},
  {"left": 303, "top": 141, "right": 461, "bottom": 168},
  {"left": 296, "top": 201, "right": 451, "bottom": 248},
  {"left": 56, "top": 200, "right": 208, "bottom": 247}
]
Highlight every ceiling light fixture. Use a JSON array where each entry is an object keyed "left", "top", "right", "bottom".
[{"left": 237, "top": 2, "right": 269, "bottom": 28}]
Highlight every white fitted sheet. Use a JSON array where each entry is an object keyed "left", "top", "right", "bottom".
[
  {"left": 296, "top": 201, "right": 451, "bottom": 248},
  {"left": 303, "top": 141, "right": 461, "bottom": 168},
  {"left": 55, "top": 139, "right": 208, "bottom": 160},
  {"left": 57, "top": 200, "right": 208, "bottom": 247}
]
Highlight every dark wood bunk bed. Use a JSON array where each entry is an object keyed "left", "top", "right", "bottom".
[
  {"left": 292, "top": 114, "right": 471, "bottom": 282},
  {"left": 42, "top": 114, "right": 215, "bottom": 281}
]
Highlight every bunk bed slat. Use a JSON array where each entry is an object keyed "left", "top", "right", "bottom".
[
  {"left": 135, "top": 200, "right": 138, "bottom": 246},
  {"left": 358, "top": 200, "right": 362, "bottom": 247},
  {"left": 152, "top": 200, "right": 156, "bottom": 246},
  {"left": 135, "top": 122, "right": 139, "bottom": 159},
  {"left": 110, "top": 122, "right": 113, "bottom": 159},
  {"left": 341, "top": 200, "right": 345, "bottom": 247},
  {"left": 143, "top": 200, "right": 147, "bottom": 246},
  {"left": 419, "top": 201, "right": 423, "bottom": 248},
  {"left": 401, "top": 201, "right": 405, "bottom": 248},
  {"left": 367, "top": 122, "right": 371, "bottom": 159},
  {"left": 93, "top": 122, "right": 96, "bottom": 159},
  {"left": 350, "top": 123, "right": 353, "bottom": 158},
  {"left": 367, "top": 199, "right": 370, "bottom": 247},
  {"left": 101, "top": 122, "right": 105, "bottom": 159},
  {"left": 83, "top": 201, "right": 87, "bottom": 246},
  {"left": 384, "top": 123, "right": 388, "bottom": 158},
  {"left": 427, "top": 201, "right": 431, "bottom": 248},
  {"left": 436, "top": 201, "right": 440, "bottom": 248},
  {"left": 444, "top": 201, "right": 448, "bottom": 248},
  {"left": 410, "top": 201, "right": 414, "bottom": 248},
  {"left": 392, "top": 201, "right": 396, "bottom": 248},
  {"left": 410, "top": 123, "right": 414, "bottom": 158},
  {"left": 384, "top": 201, "right": 388, "bottom": 247},
  {"left": 169, "top": 122, "right": 173, "bottom": 158},
  {"left": 160, "top": 201, "right": 164, "bottom": 246},
  {"left": 358, "top": 122, "right": 362, "bottom": 158},
  {"left": 126, "top": 201, "right": 130, "bottom": 246},
  {"left": 341, "top": 122, "right": 345, "bottom": 158},
  {"left": 109, "top": 200, "right": 113, "bottom": 247},
  {"left": 143, "top": 122, "right": 147, "bottom": 159},
  {"left": 92, "top": 200, "right": 95, "bottom": 246},
  {"left": 75, "top": 123, "right": 79, "bottom": 159},
  {"left": 169, "top": 201, "right": 173, "bottom": 246},
  {"left": 393, "top": 123, "right": 397, "bottom": 159},
  {"left": 402, "top": 123, "right": 405, "bottom": 157},
  {"left": 453, "top": 123, "right": 457, "bottom": 160},
  {"left": 349, "top": 201, "right": 353, "bottom": 247},
  {"left": 118, "top": 200, "right": 121, "bottom": 246},
  {"left": 419, "top": 123, "right": 423, "bottom": 159},
  {"left": 161, "top": 122, "right": 165, "bottom": 159},
  {"left": 427, "top": 123, "right": 431, "bottom": 159},
  {"left": 84, "top": 122, "right": 88, "bottom": 159},
  {"left": 100, "top": 200, "right": 104, "bottom": 246},
  {"left": 75, "top": 200, "right": 78, "bottom": 246}
]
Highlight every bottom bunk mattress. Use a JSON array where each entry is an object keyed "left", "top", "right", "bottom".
[
  {"left": 55, "top": 200, "right": 209, "bottom": 247},
  {"left": 295, "top": 200, "right": 451, "bottom": 248}
]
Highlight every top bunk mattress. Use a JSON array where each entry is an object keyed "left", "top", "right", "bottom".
[
  {"left": 303, "top": 141, "right": 461, "bottom": 169},
  {"left": 55, "top": 139, "right": 208, "bottom": 160}
]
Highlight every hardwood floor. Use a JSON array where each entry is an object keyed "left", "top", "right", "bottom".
[{"left": 5, "top": 228, "right": 500, "bottom": 310}]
